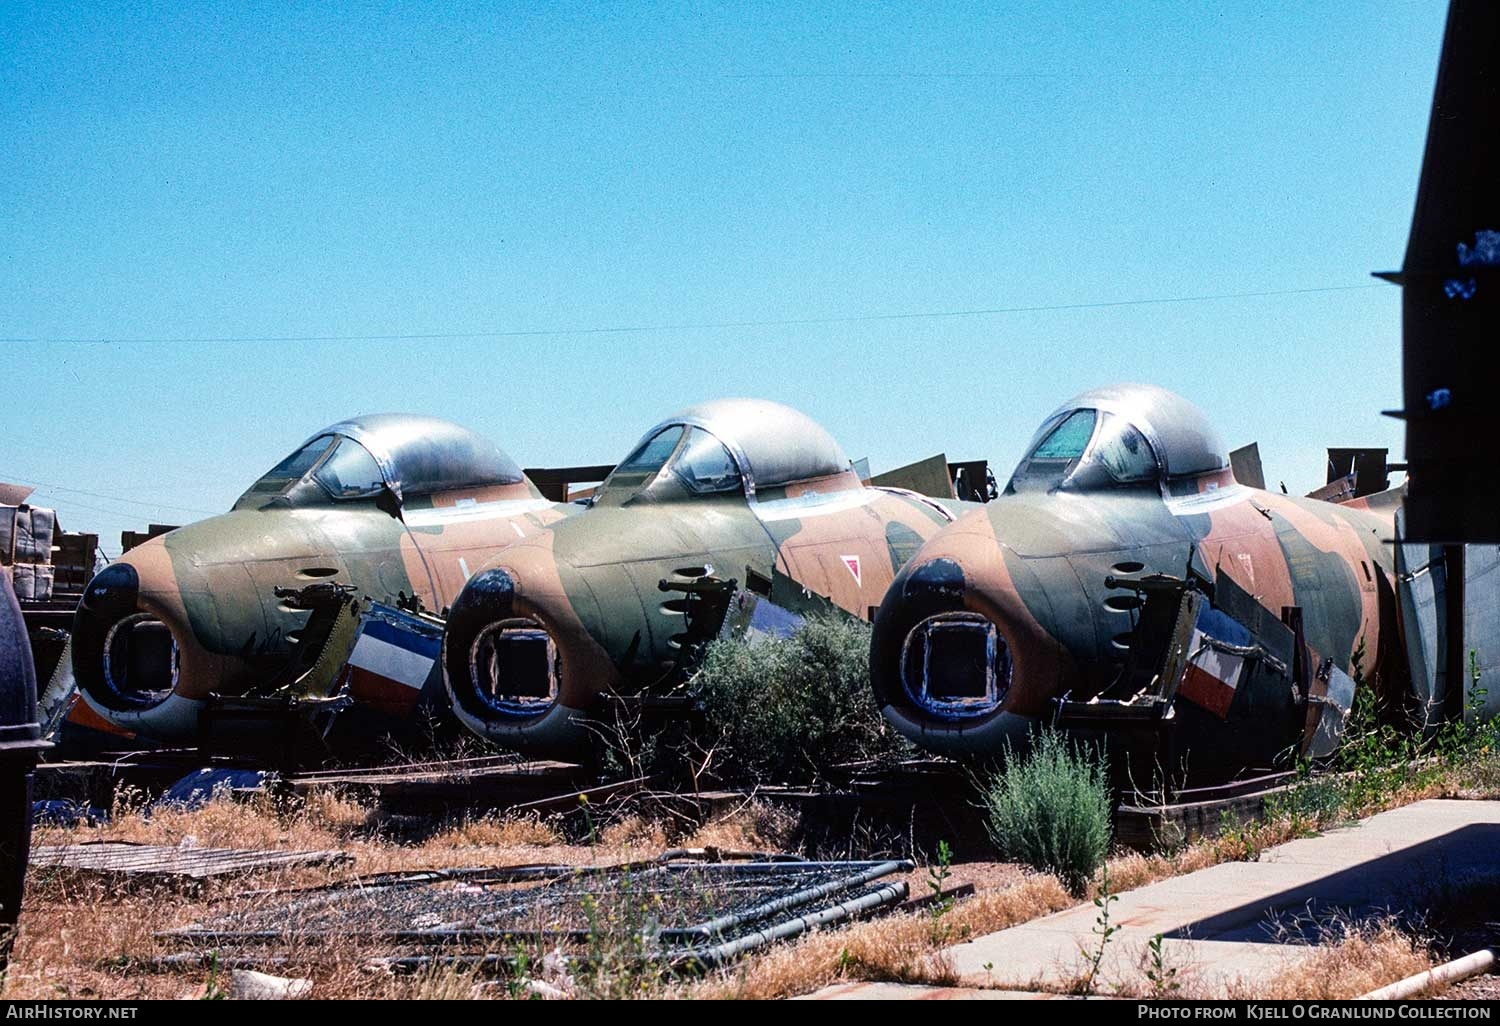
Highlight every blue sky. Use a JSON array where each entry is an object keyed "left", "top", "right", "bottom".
[{"left": 1, "top": 2, "right": 1446, "bottom": 551}]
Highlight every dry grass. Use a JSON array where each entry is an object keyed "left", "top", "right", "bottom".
[
  {"left": 597, "top": 813, "right": 671, "bottom": 850},
  {"left": 5, "top": 746, "right": 1492, "bottom": 1001},
  {"left": 425, "top": 813, "right": 565, "bottom": 849},
  {"left": 683, "top": 873, "right": 1073, "bottom": 1000},
  {"left": 685, "top": 800, "right": 799, "bottom": 852},
  {"left": 5, "top": 782, "right": 1060, "bottom": 1001},
  {"left": 1227, "top": 919, "right": 1433, "bottom": 1000},
  {"left": 2, "top": 787, "right": 734, "bottom": 1000},
  {"left": 699, "top": 915, "right": 957, "bottom": 1000},
  {"left": 0, "top": 776, "right": 1438, "bottom": 1002}
]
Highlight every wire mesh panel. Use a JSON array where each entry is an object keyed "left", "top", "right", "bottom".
[{"left": 163, "top": 855, "right": 911, "bottom": 970}]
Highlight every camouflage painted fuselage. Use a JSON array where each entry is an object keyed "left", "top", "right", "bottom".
[
  {"left": 71, "top": 416, "right": 570, "bottom": 741},
  {"left": 443, "top": 399, "right": 975, "bottom": 754},
  {"left": 871, "top": 388, "right": 1404, "bottom": 776}
]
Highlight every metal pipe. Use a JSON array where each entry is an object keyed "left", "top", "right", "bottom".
[
  {"left": 662, "top": 860, "right": 911, "bottom": 940},
  {"left": 675, "top": 881, "right": 910, "bottom": 969},
  {"left": 1359, "top": 948, "right": 1495, "bottom": 1000},
  {"left": 354, "top": 882, "right": 910, "bottom": 975},
  {"left": 658, "top": 859, "right": 898, "bottom": 874},
  {"left": 163, "top": 926, "right": 604, "bottom": 947}
]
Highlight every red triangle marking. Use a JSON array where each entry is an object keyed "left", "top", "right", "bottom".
[{"left": 841, "top": 554, "right": 862, "bottom": 586}]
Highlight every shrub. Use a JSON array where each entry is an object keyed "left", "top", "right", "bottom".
[
  {"left": 691, "top": 615, "right": 907, "bottom": 782},
  {"left": 982, "top": 729, "right": 1112, "bottom": 894}
]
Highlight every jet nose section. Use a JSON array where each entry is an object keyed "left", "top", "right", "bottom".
[
  {"left": 871, "top": 540, "right": 1064, "bottom": 757},
  {"left": 872, "top": 557, "right": 1009, "bottom": 720},
  {"left": 70, "top": 540, "right": 222, "bottom": 740},
  {"left": 73, "top": 561, "right": 172, "bottom": 706},
  {"left": 442, "top": 547, "right": 616, "bottom": 754}
]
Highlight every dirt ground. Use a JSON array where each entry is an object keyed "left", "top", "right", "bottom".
[
  {"left": 0, "top": 787, "right": 1032, "bottom": 1000},
  {"left": 7, "top": 776, "right": 1498, "bottom": 1001},
  {"left": 1441, "top": 973, "right": 1500, "bottom": 999}
]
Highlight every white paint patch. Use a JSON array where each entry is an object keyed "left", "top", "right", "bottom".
[
  {"left": 403, "top": 498, "right": 554, "bottom": 527},
  {"left": 1234, "top": 551, "right": 1255, "bottom": 588},
  {"left": 1165, "top": 483, "right": 1252, "bottom": 517},
  {"left": 753, "top": 488, "right": 879, "bottom": 523},
  {"left": 347, "top": 633, "right": 434, "bottom": 690},
  {"left": 458, "top": 557, "right": 471, "bottom": 581}
]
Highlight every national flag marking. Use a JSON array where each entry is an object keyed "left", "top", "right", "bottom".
[{"left": 1178, "top": 632, "right": 1244, "bottom": 719}]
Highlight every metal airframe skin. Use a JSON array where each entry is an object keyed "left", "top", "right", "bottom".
[
  {"left": 70, "top": 414, "right": 572, "bottom": 741},
  {"left": 870, "top": 385, "right": 1402, "bottom": 774},
  {"left": 442, "top": 398, "right": 975, "bottom": 754}
]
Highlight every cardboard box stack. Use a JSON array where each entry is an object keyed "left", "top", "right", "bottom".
[
  {"left": 2, "top": 503, "right": 58, "bottom": 600},
  {"left": 53, "top": 530, "right": 99, "bottom": 595}
]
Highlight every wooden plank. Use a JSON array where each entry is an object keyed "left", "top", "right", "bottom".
[
  {"left": 284, "top": 756, "right": 596, "bottom": 816},
  {"left": 1114, "top": 783, "right": 1302, "bottom": 850},
  {"left": 30, "top": 842, "right": 350, "bottom": 880},
  {"left": 285, "top": 757, "right": 581, "bottom": 790}
]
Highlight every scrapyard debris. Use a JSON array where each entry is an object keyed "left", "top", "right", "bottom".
[
  {"left": 30, "top": 840, "right": 351, "bottom": 884},
  {"left": 228, "top": 969, "right": 314, "bottom": 1000},
  {"left": 155, "top": 767, "right": 271, "bottom": 810},
  {"left": 31, "top": 799, "right": 107, "bottom": 827},
  {"left": 280, "top": 754, "right": 651, "bottom": 817},
  {"left": 160, "top": 851, "right": 912, "bottom": 973}
]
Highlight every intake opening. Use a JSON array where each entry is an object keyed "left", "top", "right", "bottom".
[
  {"left": 900, "top": 613, "right": 1009, "bottom": 718},
  {"left": 468, "top": 620, "right": 560, "bottom": 716},
  {"left": 102, "top": 613, "right": 180, "bottom": 707}
]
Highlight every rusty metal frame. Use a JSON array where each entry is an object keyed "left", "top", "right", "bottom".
[{"left": 160, "top": 854, "right": 912, "bottom": 974}]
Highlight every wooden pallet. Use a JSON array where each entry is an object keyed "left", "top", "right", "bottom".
[
  {"left": 34, "top": 752, "right": 254, "bottom": 808},
  {"left": 283, "top": 754, "right": 579, "bottom": 789}
]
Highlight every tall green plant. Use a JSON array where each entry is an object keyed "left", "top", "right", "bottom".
[{"left": 981, "top": 729, "right": 1112, "bottom": 895}]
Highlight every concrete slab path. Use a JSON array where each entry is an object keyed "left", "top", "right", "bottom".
[{"left": 941, "top": 799, "right": 1500, "bottom": 997}]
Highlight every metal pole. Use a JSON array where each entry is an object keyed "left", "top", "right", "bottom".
[{"left": 1443, "top": 544, "right": 1467, "bottom": 722}]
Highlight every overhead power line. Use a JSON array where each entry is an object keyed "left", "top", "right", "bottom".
[
  {"left": 12, "top": 495, "right": 184, "bottom": 529},
  {"left": 1, "top": 283, "right": 1385, "bottom": 346},
  {"left": 0, "top": 472, "right": 219, "bottom": 516}
]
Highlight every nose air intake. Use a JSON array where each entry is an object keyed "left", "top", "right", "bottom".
[
  {"left": 443, "top": 567, "right": 563, "bottom": 727},
  {"left": 102, "top": 614, "right": 179, "bottom": 705},
  {"left": 72, "top": 564, "right": 168, "bottom": 713},
  {"left": 70, "top": 559, "right": 209, "bottom": 742},
  {"left": 468, "top": 622, "right": 560, "bottom": 714},
  {"left": 72, "top": 561, "right": 185, "bottom": 713},
  {"left": 900, "top": 613, "right": 1010, "bottom": 718}
]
